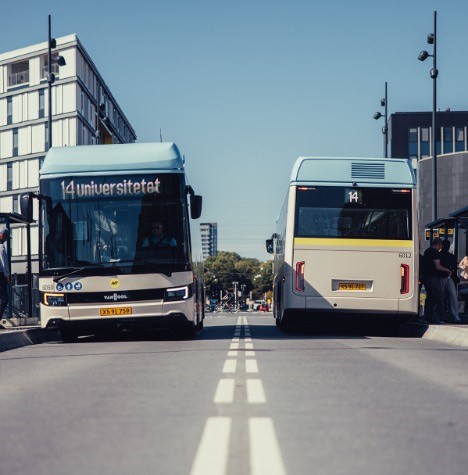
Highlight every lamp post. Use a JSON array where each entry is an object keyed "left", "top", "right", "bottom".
[
  {"left": 47, "top": 15, "right": 66, "bottom": 150},
  {"left": 418, "top": 10, "right": 438, "bottom": 221},
  {"left": 373, "top": 81, "right": 388, "bottom": 158}
]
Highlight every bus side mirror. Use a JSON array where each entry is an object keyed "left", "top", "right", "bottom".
[
  {"left": 190, "top": 195, "right": 202, "bottom": 220},
  {"left": 266, "top": 238, "right": 273, "bottom": 254},
  {"left": 20, "top": 192, "right": 35, "bottom": 223}
]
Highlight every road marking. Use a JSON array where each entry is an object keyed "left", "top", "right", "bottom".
[
  {"left": 245, "top": 359, "right": 259, "bottom": 373},
  {"left": 222, "top": 359, "right": 237, "bottom": 373},
  {"left": 232, "top": 337, "right": 240, "bottom": 342},
  {"left": 230, "top": 343, "right": 239, "bottom": 350},
  {"left": 245, "top": 337, "right": 252, "bottom": 343},
  {"left": 227, "top": 350, "right": 238, "bottom": 357},
  {"left": 246, "top": 379, "right": 266, "bottom": 403},
  {"left": 214, "top": 379, "right": 235, "bottom": 404},
  {"left": 249, "top": 418, "right": 286, "bottom": 475},
  {"left": 246, "top": 350, "right": 255, "bottom": 357},
  {"left": 245, "top": 342, "right": 254, "bottom": 350},
  {"left": 190, "top": 417, "right": 231, "bottom": 475}
]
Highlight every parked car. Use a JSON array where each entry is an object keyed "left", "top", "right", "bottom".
[{"left": 259, "top": 303, "right": 269, "bottom": 312}]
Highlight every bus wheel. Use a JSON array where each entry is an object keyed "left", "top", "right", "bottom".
[
  {"left": 60, "top": 327, "right": 78, "bottom": 343},
  {"left": 279, "top": 311, "right": 291, "bottom": 332}
]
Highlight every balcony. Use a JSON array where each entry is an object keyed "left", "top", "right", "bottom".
[
  {"left": 41, "top": 63, "right": 59, "bottom": 79},
  {"left": 8, "top": 70, "right": 29, "bottom": 87}
]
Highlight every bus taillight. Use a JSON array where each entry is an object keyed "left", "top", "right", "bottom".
[
  {"left": 400, "top": 264, "right": 410, "bottom": 294},
  {"left": 295, "top": 261, "right": 305, "bottom": 292}
]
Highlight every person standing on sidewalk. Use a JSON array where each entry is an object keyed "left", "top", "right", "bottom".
[
  {"left": 422, "top": 237, "right": 452, "bottom": 324},
  {"left": 0, "top": 228, "right": 11, "bottom": 319},
  {"left": 440, "top": 239, "right": 461, "bottom": 323}
]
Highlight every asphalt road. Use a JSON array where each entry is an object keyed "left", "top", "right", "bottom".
[{"left": 1, "top": 313, "right": 468, "bottom": 475}]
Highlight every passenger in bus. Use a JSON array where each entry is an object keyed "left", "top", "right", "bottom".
[
  {"left": 422, "top": 237, "right": 452, "bottom": 324},
  {"left": 142, "top": 221, "right": 177, "bottom": 249},
  {"left": 439, "top": 239, "right": 461, "bottom": 323}
]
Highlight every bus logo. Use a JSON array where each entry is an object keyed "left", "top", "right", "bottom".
[{"left": 110, "top": 279, "right": 120, "bottom": 288}]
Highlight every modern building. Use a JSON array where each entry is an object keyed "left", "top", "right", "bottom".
[
  {"left": 200, "top": 222, "right": 218, "bottom": 260},
  {"left": 388, "top": 111, "right": 468, "bottom": 255},
  {"left": 0, "top": 34, "right": 137, "bottom": 275}
]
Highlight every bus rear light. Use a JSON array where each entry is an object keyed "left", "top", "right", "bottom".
[
  {"left": 295, "top": 261, "right": 305, "bottom": 292},
  {"left": 400, "top": 264, "right": 410, "bottom": 294}
]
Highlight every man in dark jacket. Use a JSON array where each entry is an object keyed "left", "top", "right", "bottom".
[
  {"left": 439, "top": 239, "right": 461, "bottom": 323},
  {"left": 422, "top": 237, "right": 452, "bottom": 324}
]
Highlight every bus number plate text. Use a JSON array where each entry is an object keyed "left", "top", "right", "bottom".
[
  {"left": 338, "top": 283, "right": 366, "bottom": 291},
  {"left": 100, "top": 307, "right": 132, "bottom": 316}
]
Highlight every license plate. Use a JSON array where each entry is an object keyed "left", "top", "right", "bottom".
[
  {"left": 338, "top": 283, "right": 366, "bottom": 291},
  {"left": 100, "top": 307, "right": 132, "bottom": 316}
]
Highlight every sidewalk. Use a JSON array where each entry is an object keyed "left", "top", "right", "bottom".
[{"left": 0, "top": 325, "right": 60, "bottom": 353}]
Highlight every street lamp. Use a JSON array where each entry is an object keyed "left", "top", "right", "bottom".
[
  {"left": 373, "top": 81, "right": 388, "bottom": 158},
  {"left": 47, "top": 14, "right": 66, "bottom": 150},
  {"left": 418, "top": 10, "right": 438, "bottom": 221}
]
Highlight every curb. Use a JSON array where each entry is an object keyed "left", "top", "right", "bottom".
[
  {"left": 0, "top": 328, "right": 60, "bottom": 353},
  {"left": 403, "top": 322, "right": 468, "bottom": 348}
]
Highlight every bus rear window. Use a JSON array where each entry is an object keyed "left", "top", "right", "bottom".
[{"left": 295, "top": 186, "right": 412, "bottom": 240}]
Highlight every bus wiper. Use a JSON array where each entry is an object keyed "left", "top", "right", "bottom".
[{"left": 53, "top": 267, "right": 87, "bottom": 283}]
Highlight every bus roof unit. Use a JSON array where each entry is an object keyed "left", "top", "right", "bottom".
[
  {"left": 290, "top": 157, "right": 416, "bottom": 187},
  {"left": 40, "top": 142, "right": 184, "bottom": 178}
]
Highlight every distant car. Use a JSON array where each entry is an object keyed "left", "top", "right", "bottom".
[
  {"left": 259, "top": 303, "right": 269, "bottom": 312},
  {"left": 252, "top": 300, "right": 266, "bottom": 311}
]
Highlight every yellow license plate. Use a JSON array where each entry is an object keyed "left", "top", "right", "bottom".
[
  {"left": 100, "top": 307, "right": 133, "bottom": 316},
  {"left": 338, "top": 283, "right": 366, "bottom": 291}
]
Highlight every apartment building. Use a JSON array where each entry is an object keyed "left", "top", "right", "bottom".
[
  {"left": 0, "top": 34, "right": 137, "bottom": 274},
  {"left": 200, "top": 222, "right": 218, "bottom": 260}
]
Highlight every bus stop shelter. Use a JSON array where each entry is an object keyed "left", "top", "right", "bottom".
[{"left": 0, "top": 212, "right": 34, "bottom": 322}]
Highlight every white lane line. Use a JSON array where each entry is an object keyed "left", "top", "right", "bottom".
[
  {"left": 245, "top": 342, "right": 254, "bottom": 350},
  {"left": 232, "top": 337, "right": 240, "bottom": 342},
  {"left": 246, "top": 379, "right": 266, "bottom": 404},
  {"left": 246, "top": 350, "right": 256, "bottom": 357},
  {"left": 230, "top": 343, "right": 239, "bottom": 350},
  {"left": 244, "top": 337, "right": 252, "bottom": 343},
  {"left": 249, "top": 418, "right": 286, "bottom": 475},
  {"left": 190, "top": 417, "right": 231, "bottom": 475},
  {"left": 222, "top": 359, "right": 237, "bottom": 373},
  {"left": 214, "top": 379, "right": 235, "bottom": 404},
  {"left": 227, "top": 350, "right": 238, "bottom": 357},
  {"left": 245, "top": 359, "right": 259, "bottom": 373}
]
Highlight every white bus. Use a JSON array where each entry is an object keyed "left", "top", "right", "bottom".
[
  {"left": 22, "top": 143, "right": 204, "bottom": 341},
  {"left": 266, "top": 157, "right": 419, "bottom": 329}
]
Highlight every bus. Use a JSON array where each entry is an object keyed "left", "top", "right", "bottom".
[
  {"left": 21, "top": 142, "right": 204, "bottom": 341},
  {"left": 266, "top": 156, "right": 419, "bottom": 329}
]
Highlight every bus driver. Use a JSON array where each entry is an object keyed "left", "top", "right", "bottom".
[{"left": 142, "top": 221, "right": 177, "bottom": 249}]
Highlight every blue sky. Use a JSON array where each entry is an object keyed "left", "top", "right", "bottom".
[{"left": 1, "top": 0, "right": 467, "bottom": 260}]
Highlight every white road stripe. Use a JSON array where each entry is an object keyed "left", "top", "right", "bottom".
[
  {"left": 230, "top": 343, "right": 239, "bottom": 350},
  {"left": 214, "top": 379, "right": 235, "bottom": 404},
  {"left": 249, "top": 418, "right": 286, "bottom": 475},
  {"left": 222, "top": 359, "right": 237, "bottom": 373},
  {"left": 246, "top": 350, "right": 256, "bottom": 357},
  {"left": 190, "top": 417, "right": 231, "bottom": 475},
  {"left": 246, "top": 379, "right": 266, "bottom": 404},
  {"left": 227, "top": 350, "right": 238, "bottom": 357},
  {"left": 232, "top": 337, "right": 240, "bottom": 342},
  {"left": 245, "top": 337, "right": 252, "bottom": 343},
  {"left": 245, "top": 342, "right": 254, "bottom": 350},
  {"left": 245, "top": 359, "right": 259, "bottom": 373}
]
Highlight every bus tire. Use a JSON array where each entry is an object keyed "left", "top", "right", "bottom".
[{"left": 279, "top": 310, "right": 291, "bottom": 332}]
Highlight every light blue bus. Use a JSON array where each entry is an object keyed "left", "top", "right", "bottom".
[
  {"left": 22, "top": 143, "right": 204, "bottom": 341},
  {"left": 267, "top": 157, "right": 419, "bottom": 329}
]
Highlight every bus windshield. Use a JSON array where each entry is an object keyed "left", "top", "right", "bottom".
[
  {"left": 295, "top": 186, "right": 412, "bottom": 240},
  {"left": 41, "top": 173, "right": 190, "bottom": 275}
]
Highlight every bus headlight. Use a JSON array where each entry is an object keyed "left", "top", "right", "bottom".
[
  {"left": 164, "top": 285, "right": 191, "bottom": 302},
  {"left": 43, "top": 293, "right": 67, "bottom": 306}
]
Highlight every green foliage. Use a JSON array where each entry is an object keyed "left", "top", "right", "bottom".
[{"left": 204, "top": 251, "right": 272, "bottom": 299}]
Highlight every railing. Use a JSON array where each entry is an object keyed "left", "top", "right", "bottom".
[
  {"left": 41, "top": 63, "right": 59, "bottom": 78},
  {"left": 8, "top": 70, "right": 29, "bottom": 87}
]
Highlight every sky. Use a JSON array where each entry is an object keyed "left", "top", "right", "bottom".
[{"left": 1, "top": 0, "right": 468, "bottom": 260}]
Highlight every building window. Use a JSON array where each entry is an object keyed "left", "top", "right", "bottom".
[
  {"left": 12, "top": 128, "right": 18, "bottom": 157},
  {"left": 7, "top": 163, "right": 13, "bottom": 191},
  {"left": 7, "top": 97, "right": 13, "bottom": 125},
  {"left": 443, "top": 127, "right": 453, "bottom": 154},
  {"left": 408, "top": 128, "right": 418, "bottom": 157},
  {"left": 455, "top": 127, "right": 465, "bottom": 152},
  {"left": 420, "top": 127, "right": 430, "bottom": 157},
  {"left": 13, "top": 195, "right": 19, "bottom": 214},
  {"left": 39, "top": 90, "right": 45, "bottom": 119}
]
